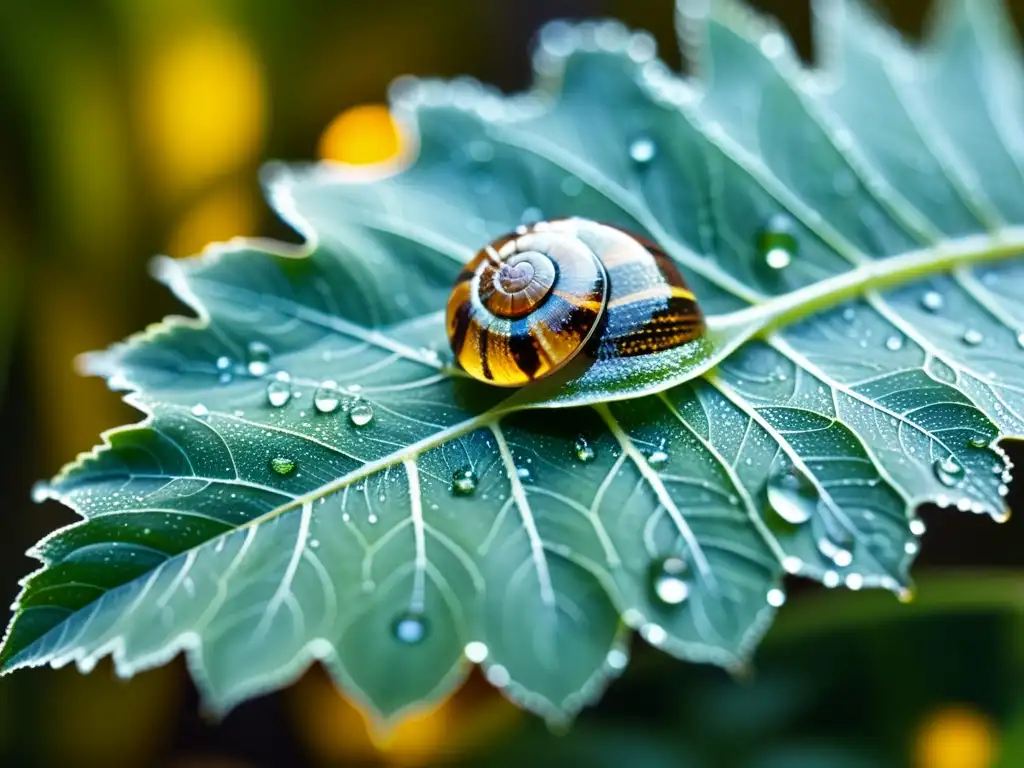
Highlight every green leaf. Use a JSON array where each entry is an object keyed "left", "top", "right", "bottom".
[{"left": 3, "top": 0, "right": 1022, "bottom": 725}]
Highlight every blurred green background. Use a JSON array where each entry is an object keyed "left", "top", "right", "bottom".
[{"left": 0, "top": 0, "right": 1021, "bottom": 765}]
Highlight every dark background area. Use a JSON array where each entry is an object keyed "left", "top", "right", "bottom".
[{"left": 0, "top": 0, "right": 1021, "bottom": 765}]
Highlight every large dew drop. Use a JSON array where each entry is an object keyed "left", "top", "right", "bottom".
[
  {"left": 765, "top": 464, "right": 817, "bottom": 525},
  {"left": 650, "top": 556, "right": 691, "bottom": 606},
  {"left": 269, "top": 457, "right": 296, "bottom": 475},
  {"left": 885, "top": 335, "right": 904, "bottom": 352},
  {"left": 962, "top": 329, "right": 984, "bottom": 346},
  {"left": 920, "top": 291, "right": 944, "bottom": 313},
  {"left": 629, "top": 136, "right": 656, "bottom": 164},
  {"left": 246, "top": 341, "right": 272, "bottom": 376},
  {"left": 348, "top": 402, "right": 374, "bottom": 427},
  {"left": 756, "top": 214, "right": 798, "bottom": 272},
  {"left": 392, "top": 613, "right": 428, "bottom": 645},
  {"left": 451, "top": 467, "right": 477, "bottom": 496},
  {"left": 646, "top": 443, "right": 669, "bottom": 469},
  {"left": 933, "top": 456, "right": 965, "bottom": 487},
  {"left": 313, "top": 381, "right": 341, "bottom": 414},
  {"left": 464, "top": 641, "right": 489, "bottom": 663},
  {"left": 266, "top": 380, "right": 291, "bottom": 408},
  {"left": 573, "top": 436, "right": 596, "bottom": 463}
]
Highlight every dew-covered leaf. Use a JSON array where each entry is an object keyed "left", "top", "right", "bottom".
[{"left": 3, "top": 0, "right": 1022, "bottom": 724}]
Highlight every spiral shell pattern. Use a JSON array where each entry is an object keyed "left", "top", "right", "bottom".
[
  {"left": 447, "top": 220, "right": 609, "bottom": 386},
  {"left": 447, "top": 218, "right": 705, "bottom": 386}
]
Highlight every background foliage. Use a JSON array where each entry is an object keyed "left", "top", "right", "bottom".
[{"left": 0, "top": 0, "right": 1021, "bottom": 766}]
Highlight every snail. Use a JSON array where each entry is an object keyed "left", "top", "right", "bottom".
[{"left": 446, "top": 218, "right": 705, "bottom": 387}]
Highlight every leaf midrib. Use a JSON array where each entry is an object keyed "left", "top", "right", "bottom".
[{"left": 74, "top": 226, "right": 1024, "bottom": 560}]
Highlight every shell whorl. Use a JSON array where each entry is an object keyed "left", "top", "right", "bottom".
[{"left": 446, "top": 218, "right": 705, "bottom": 387}]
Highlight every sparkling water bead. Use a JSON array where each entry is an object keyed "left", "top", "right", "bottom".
[
  {"left": 269, "top": 457, "right": 296, "bottom": 475},
  {"left": 451, "top": 467, "right": 477, "bottom": 496}
]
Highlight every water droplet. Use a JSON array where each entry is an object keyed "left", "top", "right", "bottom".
[
  {"left": 573, "top": 436, "right": 596, "bottom": 463},
  {"left": 968, "top": 436, "right": 989, "bottom": 449},
  {"left": 909, "top": 518, "right": 926, "bottom": 536},
  {"left": 933, "top": 456, "right": 964, "bottom": 487},
  {"left": 309, "top": 539, "right": 320, "bottom": 550},
  {"left": 885, "top": 335, "right": 904, "bottom": 351},
  {"left": 464, "top": 641, "right": 488, "bottom": 663},
  {"left": 485, "top": 664, "right": 510, "bottom": 687},
  {"left": 817, "top": 535, "right": 853, "bottom": 568},
  {"left": 451, "top": 467, "right": 477, "bottom": 496},
  {"left": 605, "top": 648, "right": 629, "bottom": 670},
  {"left": 216, "top": 356, "right": 232, "bottom": 371},
  {"left": 520, "top": 206, "right": 544, "bottom": 225},
  {"left": 269, "top": 457, "right": 296, "bottom": 475},
  {"left": 640, "top": 622, "right": 667, "bottom": 646},
  {"left": 246, "top": 341, "right": 272, "bottom": 376},
  {"left": 650, "top": 556, "right": 690, "bottom": 606},
  {"left": 516, "top": 465, "right": 533, "bottom": 482},
  {"left": 266, "top": 380, "right": 291, "bottom": 407},
  {"left": 646, "top": 447, "right": 669, "bottom": 469},
  {"left": 629, "top": 136, "right": 656, "bottom": 164},
  {"left": 314, "top": 381, "right": 341, "bottom": 414},
  {"left": 560, "top": 176, "right": 584, "bottom": 197},
  {"left": 765, "top": 464, "right": 817, "bottom": 525},
  {"left": 467, "top": 139, "right": 493, "bottom": 163},
  {"left": 191, "top": 403, "right": 210, "bottom": 418},
  {"left": 392, "top": 613, "right": 428, "bottom": 645},
  {"left": 962, "top": 329, "right": 984, "bottom": 346},
  {"left": 756, "top": 214, "right": 798, "bottom": 272},
  {"left": 921, "top": 291, "right": 943, "bottom": 312},
  {"left": 348, "top": 402, "right": 374, "bottom": 426},
  {"left": 844, "top": 573, "right": 864, "bottom": 590},
  {"left": 766, "top": 588, "right": 786, "bottom": 607},
  {"left": 759, "top": 31, "right": 785, "bottom": 58},
  {"left": 782, "top": 556, "right": 803, "bottom": 574},
  {"left": 30, "top": 482, "right": 51, "bottom": 503}
]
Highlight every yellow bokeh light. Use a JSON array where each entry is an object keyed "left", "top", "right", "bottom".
[
  {"left": 139, "top": 24, "right": 265, "bottom": 197},
  {"left": 290, "top": 671, "right": 450, "bottom": 767},
  {"left": 915, "top": 704, "right": 998, "bottom": 768},
  {"left": 289, "top": 668, "right": 521, "bottom": 767},
  {"left": 166, "top": 181, "right": 257, "bottom": 258},
  {"left": 368, "top": 704, "right": 452, "bottom": 766},
  {"left": 318, "top": 104, "right": 403, "bottom": 165}
]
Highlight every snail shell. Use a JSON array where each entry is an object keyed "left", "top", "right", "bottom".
[{"left": 446, "top": 218, "right": 705, "bottom": 387}]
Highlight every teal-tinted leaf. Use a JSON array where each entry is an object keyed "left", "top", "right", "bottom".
[{"left": 3, "top": 0, "right": 1022, "bottom": 724}]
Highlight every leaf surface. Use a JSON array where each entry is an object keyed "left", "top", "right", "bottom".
[{"left": 3, "top": 0, "right": 1022, "bottom": 723}]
